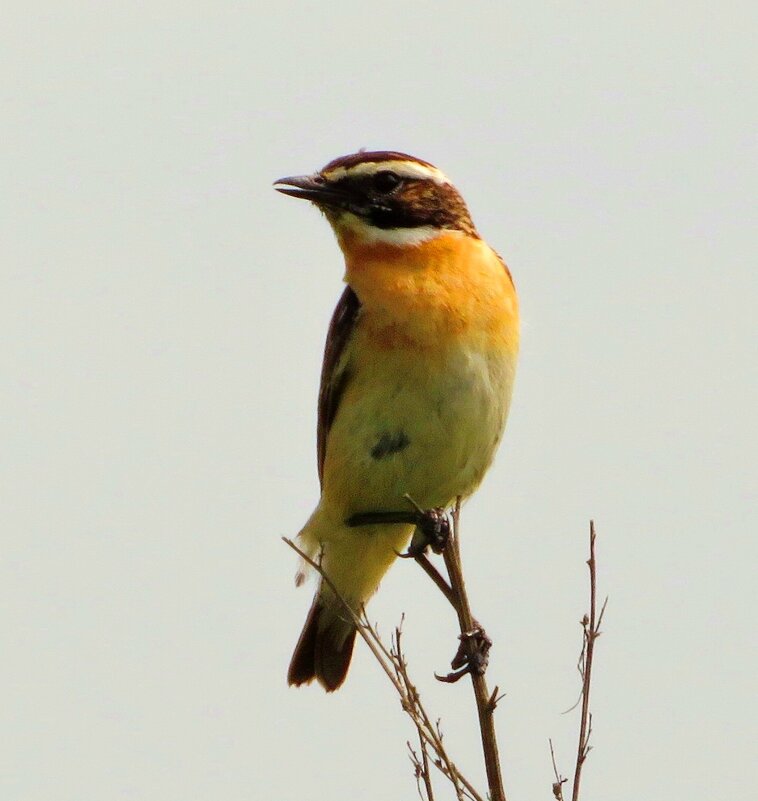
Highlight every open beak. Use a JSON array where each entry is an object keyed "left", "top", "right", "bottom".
[{"left": 273, "top": 173, "right": 345, "bottom": 207}]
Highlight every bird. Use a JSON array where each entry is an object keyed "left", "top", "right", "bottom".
[{"left": 274, "top": 150, "right": 519, "bottom": 691}]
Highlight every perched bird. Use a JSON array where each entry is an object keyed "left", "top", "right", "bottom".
[{"left": 275, "top": 151, "right": 519, "bottom": 691}]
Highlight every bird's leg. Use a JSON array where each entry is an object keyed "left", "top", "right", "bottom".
[
  {"left": 345, "top": 510, "right": 420, "bottom": 527},
  {"left": 346, "top": 496, "right": 450, "bottom": 556}
]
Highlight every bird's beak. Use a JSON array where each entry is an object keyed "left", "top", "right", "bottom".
[{"left": 273, "top": 173, "right": 344, "bottom": 207}]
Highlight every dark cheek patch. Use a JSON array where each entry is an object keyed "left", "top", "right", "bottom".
[
  {"left": 368, "top": 182, "right": 477, "bottom": 234},
  {"left": 371, "top": 431, "right": 411, "bottom": 460}
]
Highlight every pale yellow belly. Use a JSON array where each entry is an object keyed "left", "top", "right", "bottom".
[{"left": 321, "top": 343, "right": 516, "bottom": 518}]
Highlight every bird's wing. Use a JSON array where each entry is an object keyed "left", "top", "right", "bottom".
[
  {"left": 492, "top": 248, "right": 516, "bottom": 288},
  {"left": 317, "top": 285, "right": 361, "bottom": 487}
]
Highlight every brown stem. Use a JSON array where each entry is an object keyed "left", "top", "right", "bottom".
[
  {"left": 549, "top": 738, "right": 566, "bottom": 801},
  {"left": 414, "top": 553, "right": 457, "bottom": 607},
  {"left": 442, "top": 499, "right": 507, "bottom": 801},
  {"left": 570, "top": 520, "right": 606, "bottom": 801},
  {"left": 283, "top": 537, "right": 484, "bottom": 801},
  {"left": 392, "top": 626, "right": 482, "bottom": 801},
  {"left": 417, "top": 726, "right": 435, "bottom": 801}
]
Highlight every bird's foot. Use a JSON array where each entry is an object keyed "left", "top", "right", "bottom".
[
  {"left": 436, "top": 624, "right": 492, "bottom": 683},
  {"left": 345, "top": 500, "right": 450, "bottom": 557},
  {"left": 404, "top": 507, "right": 450, "bottom": 557}
]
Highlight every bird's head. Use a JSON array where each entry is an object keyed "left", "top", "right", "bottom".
[{"left": 274, "top": 150, "right": 478, "bottom": 249}]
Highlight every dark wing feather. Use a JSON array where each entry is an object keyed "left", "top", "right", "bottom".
[
  {"left": 492, "top": 248, "right": 516, "bottom": 288},
  {"left": 317, "top": 285, "right": 361, "bottom": 486}
]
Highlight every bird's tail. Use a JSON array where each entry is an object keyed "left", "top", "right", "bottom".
[{"left": 287, "top": 585, "right": 357, "bottom": 692}]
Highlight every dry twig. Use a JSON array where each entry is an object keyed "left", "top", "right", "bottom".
[
  {"left": 549, "top": 520, "right": 607, "bottom": 801},
  {"left": 571, "top": 521, "right": 607, "bottom": 801},
  {"left": 549, "top": 738, "right": 566, "bottom": 801},
  {"left": 283, "top": 537, "right": 484, "bottom": 801},
  {"left": 286, "top": 515, "right": 606, "bottom": 801},
  {"left": 439, "top": 498, "right": 507, "bottom": 801}
]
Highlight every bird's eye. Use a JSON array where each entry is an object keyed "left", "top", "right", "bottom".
[{"left": 373, "top": 171, "right": 401, "bottom": 193}]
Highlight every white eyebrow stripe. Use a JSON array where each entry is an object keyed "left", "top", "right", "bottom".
[{"left": 323, "top": 160, "right": 450, "bottom": 185}]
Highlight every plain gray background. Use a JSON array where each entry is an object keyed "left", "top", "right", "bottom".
[{"left": 3, "top": 2, "right": 756, "bottom": 800}]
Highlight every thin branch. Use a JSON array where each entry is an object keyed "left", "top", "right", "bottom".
[
  {"left": 418, "top": 728, "right": 435, "bottom": 801},
  {"left": 549, "top": 738, "right": 566, "bottom": 801},
  {"left": 414, "top": 552, "right": 457, "bottom": 607},
  {"left": 400, "top": 629, "right": 435, "bottom": 801},
  {"left": 392, "top": 625, "right": 483, "bottom": 801},
  {"left": 570, "top": 520, "right": 606, "bottom": 801},
  {"left": 283, "top": 536, "right": 483, "bottom": 801},
  {"left": 442, "top": 498, "right": 507, "bottom": 801},
  {"left": 487, "top": 685, "right": 506, "bottom": 713},
  {"left": 408, "top": 736, "right": 434, "bottom": 801}
]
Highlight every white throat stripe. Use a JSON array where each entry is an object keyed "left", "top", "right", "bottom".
[{"left": 337, "top": 213, "right": 451, "bottom": 246}]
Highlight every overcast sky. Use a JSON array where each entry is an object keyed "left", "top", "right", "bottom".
[{"left": 2, "top": 3, "right": 756, "bottom": 800}]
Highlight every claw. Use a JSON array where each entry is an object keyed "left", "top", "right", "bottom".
[
  {"left": 435, "top": 665, "right": 471, "bottom": 684},
  {"left": 435, "top": 625, "right": 492, "bottom": 683}
]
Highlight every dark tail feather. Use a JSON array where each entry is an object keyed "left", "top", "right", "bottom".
[
  {"left": 287, "top": 597, "right": 320, "bottom": 687},
  {"left": 287, "top": 593, "right": 357, "bottom": 692}
]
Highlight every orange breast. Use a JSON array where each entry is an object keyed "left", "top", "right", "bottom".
[{"left": 340, "top": 231, "right": 519, "bottom": 356}]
